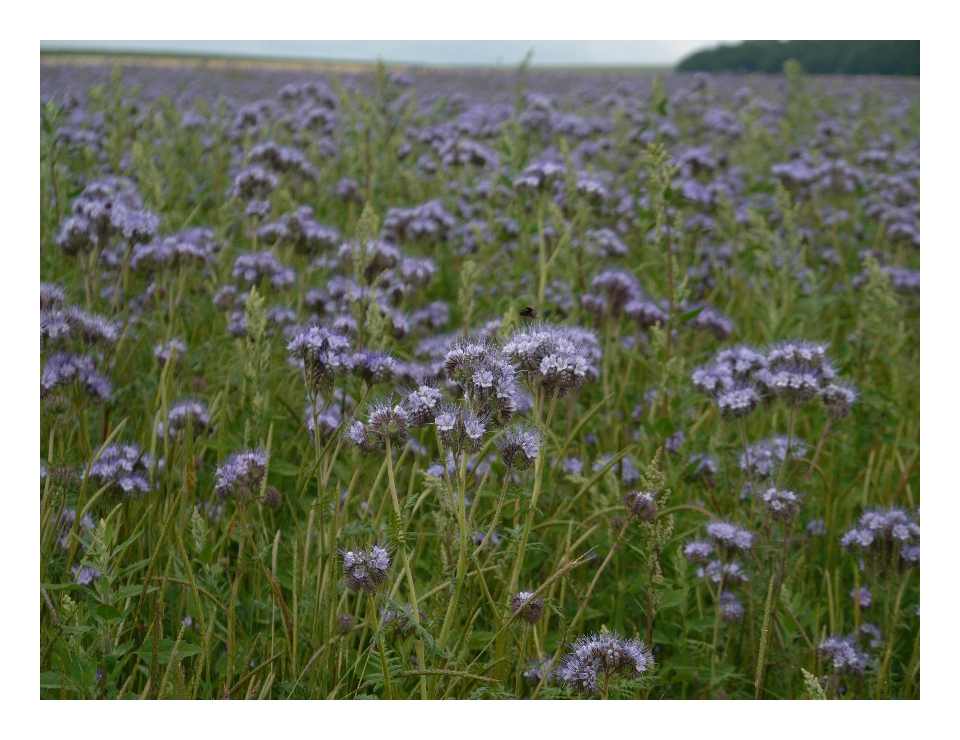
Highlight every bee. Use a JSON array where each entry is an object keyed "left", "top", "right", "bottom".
[{"left": 519, "top": 306, "right": 538, "bottom": 319}]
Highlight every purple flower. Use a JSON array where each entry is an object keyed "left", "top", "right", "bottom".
[
  {"left": 818, "top": 635, "right": 869, "bottom": 676},
  {"left": 684, "top": 539, "right": 714, "bottom": 564},
  {"left": 88, "top": 443, "right": 152, "bottom": 498},
  {"left": 706, "top": 521, "right": 754, "bottom": 554},
  {"left": 214, "top": 449, "right": 268, "bottom": 501},
  {"left": 558, "top": 631, "right": 654, "bottom": 696},
  {"left": 406, "top": 384, "right": 444, "bottom": 427},
  {"left": 761, "top": 487, "right": 802, "bottom": 521},
  {"left": 340, "top": 544, "right": 391, "bottom": 592},
  {"left": 719, "top": 592, "right": 744, "bottom": 624},
  {"left": 624, "top": 491, "right": 657, "bottom": 521},
  {"left": 496, "top": 425, "right": 542, "bottom": 471}
]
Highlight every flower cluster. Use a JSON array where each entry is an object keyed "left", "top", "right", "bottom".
[
  {"left": 340, "top": 544, "right": 391, "bottom": 593},
  {"left": 624, "top": 490, "right": 657, "bottom": 521},
  {"left": 88, "top": 443, "right": 151, "bottom": 498},
  {"left": 818, "top": 634, "right": 870, "bottom": 676},
  {"left": 496, "top": 425, "right": 542, "bottom": 471},
  {"left": 214, "top": 449, "right": 268, "bottom": 501},
  {"left": 503, "top": 324, "right": 600, "bottom": 397},
  {"left": 157, "top": 399, "right": 213, "bottom": 441},
  {"left": 841, "top": 506, "right": 920, "bottom": 573},
  {"left": 287, "top": 326, "right": 352, "bottom": 397},
  {"left": 693, "top": 341, "right": 855, "bottom": 418},
  {"left": 442, "top": 336, "right": 520, "bottom": 428},
  {"left": 761, "top": 487, "right": 802, "bottom": 522},
  {"left": 558, "top": 631, "right": 654, "bottom": 696},
  {"left": 348, "top": 399, "right": 409, "bottom": 451}
]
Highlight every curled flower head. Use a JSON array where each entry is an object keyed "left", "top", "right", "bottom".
[
  {"left": 684, "top": 539, "right": 714, "bottom": 564},
  {"left": 706, "top": 520, "right": 754, "bottom": 555},
  {"left": 841, "top": 506, "right": 919, "bottom": 575},
  {"left": 346, "top": 420, "right": 381, "bottom": 453},
  {"left": 158, "top": 398, "right": 213, "bottom": 441},
  {"left": 697, "top": 559, "right": 749, "bottom": 585},
  {"left": 510, "top": 591, "right": 545, "bottom": 624},
  {"left": 851, "top": 587, "right": 873, "bottom": 611},
  {"left": 442, "top": 336, "right": 519, "bottom": 427},
  {"left": 214, "top": 449, "right": 268, "bottom": 501},
  {"left": 740, "top": 437, "right": 807, "bottom": 480},
  {"left": 287, "top": 326, "right": 352, "bottom": 396},
  {"left": 503, "top": 324, "right": 600, "bottom": 396},
  {"left": 762, "top": 487, "right": 802, "bottom": 521},
  {"left": 524, "top": 654, "right": 559, "bottom": 687},
  {"left": 624, "top": 491, "right": 657, "bottom": 521},
  {"left": 716, "top": 384, "right": 760, "bottom": 421},
  {"left": 406, "top": 384, "right": 444, "bottom": 427},
  {"left": 153, "top": 338, "right": 187, "bottom": 368},
  {"left": 350, "top": 350, "right": 397, "bottom": 386},
  {"left": 719, "top": 592, "right": 745, "bottom": 624},
  {"left": 64, "top": 307, "right": 122, "bottom": 347},
  {"left": 496, "top": 425, "right": 542, "bottom": 471},
  {"left": 340, "top": 544, "right": 391, "bottom": 593},
  {"left": 821, "top": 382, "right": 858, "bottom": 421},
  {"left": 590, "top": 270, "right": 642, "bottom": 318},
  {"left": 305, "top": 404, "right": 341, "bottom": 444},
  {"left": 761, "top": 339, "right": 836, "bottom": 406},
  {"left": 366, "top": 400, "right": 409, "bottom": 446}
]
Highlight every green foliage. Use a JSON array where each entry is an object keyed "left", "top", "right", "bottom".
[
  {"left": 39, "top": 65, "right": 919, "bottom": 701},
  {"left": 678, "top": 41, "right": 920, "bottom": 76}
]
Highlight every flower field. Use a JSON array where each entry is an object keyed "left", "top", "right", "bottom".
[{"left": 39, "top": 58, "right": 919, "bottom": 700}]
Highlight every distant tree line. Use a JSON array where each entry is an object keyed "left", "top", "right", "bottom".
[{"left": 677, "top": 41, "right": 919, "bottom": 76}]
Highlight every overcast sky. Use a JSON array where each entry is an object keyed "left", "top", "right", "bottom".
[{"left": 40, "top": 40, "right": 735, "bottom": 67}]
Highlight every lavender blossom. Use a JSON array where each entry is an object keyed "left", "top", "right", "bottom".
[
  {"left": 214, "top": 449, "right": 268, "bottom": 501},
  {"left": 340, "top": 544, "right": 391, "bottom": 593},
  {"left": 496, "top": 424, "right": 542, "bottom": 471},
  {"left": 819, "top": 635, "right": 869, "bottom": 676},
  {"left": 88, "top": 443, "right": 151, "bottom": 498},
  {"left": 761, "top": 487, "right": 802, "bottom": 521},
  {"left": 706, "top": 520, "right": 754, "bottom": 555},
  {"left": 558, "top": 631, "right": 654, "bottom": 696}
]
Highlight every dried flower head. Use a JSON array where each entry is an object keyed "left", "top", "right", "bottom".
[
  {"left": 510, "top": 591, "right": 545, "bottom": 624},
  {"left": 624, "top": 490, "right": 657, "bottom": 521}
]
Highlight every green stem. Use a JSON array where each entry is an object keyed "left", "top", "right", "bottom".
[{"left": 383, "top": 437, "right": 428, "bottom": 700}]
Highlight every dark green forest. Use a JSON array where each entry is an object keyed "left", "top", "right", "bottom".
[{"left": 678, "top": 41, "right": 919, "bottom": 76}]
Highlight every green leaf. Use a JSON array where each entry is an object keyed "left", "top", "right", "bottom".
[
  {"left": 198, "top": 542, "right": 214, "bottom": 565},
  {"left": 679, "top": 307, "right": 705, "bottom": 323},
  {"left": 61, "top": 624, "right": 93, "bottom": 636},
  {"left": 135, "top": 638, "right": 203, "bottom": 665},
  {"left": 95, "top": 603, "right": 122, "bottom": 620},
  {"left": 40, "top": 582, "right": 81, "bottom": 591},
  {"left": 116, "top": 584, "right": 157, "bottom": 600}
]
